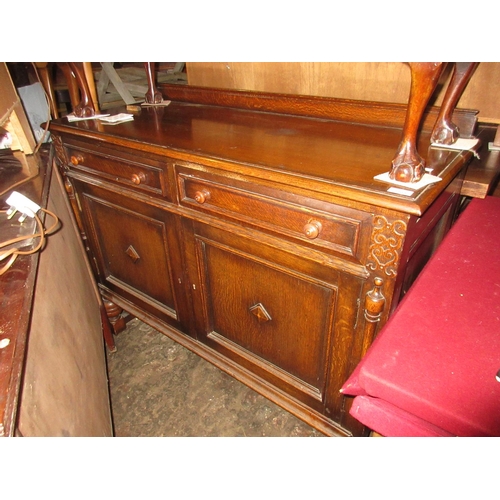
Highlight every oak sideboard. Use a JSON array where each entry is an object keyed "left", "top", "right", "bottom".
[{"left": 49, "top": 86, "right": 478, "bottom": 436}]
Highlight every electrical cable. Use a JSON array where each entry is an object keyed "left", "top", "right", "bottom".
[
  {"left": 0, "top": 207, "right": 60, "bottom": 276},
  {"left": 0, "top": 173, "right": 39, "bottom": 199}
]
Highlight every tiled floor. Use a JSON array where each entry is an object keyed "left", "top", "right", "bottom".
[{"left": 106, "top": 318, "right": 324, "bottom": 437}]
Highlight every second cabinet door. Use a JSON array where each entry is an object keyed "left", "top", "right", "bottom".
[
  {"left": 183, "top": 220, "right": 362, "bottom": 415},
  {"left": 72, "top": 180, "right": 191, "bottom": 334}
]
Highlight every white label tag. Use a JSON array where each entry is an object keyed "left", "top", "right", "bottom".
[{"left": 387, "top": 187, "right": 415, "bottom": 196}]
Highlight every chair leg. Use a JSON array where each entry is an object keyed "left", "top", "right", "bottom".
[
  {"left": 35, "top": 62, "right": 59, "bottom": 119},
  {"left": 390, "top": 62, "right": 445, "bottom": 183}
]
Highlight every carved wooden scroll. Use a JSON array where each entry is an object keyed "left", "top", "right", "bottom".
[
  {"left": 366, "top": 215, "right": 407, "bottom": 277},
  {"left": 51, "top": 133, "right": 69, "bottom": 169}
]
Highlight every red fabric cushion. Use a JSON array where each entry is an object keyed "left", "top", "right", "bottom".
[
  {"left": 342, "top": 196, "right": 500, "bottom": 436},
  {"left": 350, "top": 395, "right": 454, "bottom": 437}
]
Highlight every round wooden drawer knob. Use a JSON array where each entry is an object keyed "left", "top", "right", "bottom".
[
  {"left": 303, "top": 220, "right": 322, "bottom": 239},
  {"left": 194, "top": 189, "right": 210, "bottom": 204},
  {"left": 70, "top": 154, "right": 84, "bottom": 165},
  {"left": 131, "top": 172, "right": 146, "bottom": 185}
]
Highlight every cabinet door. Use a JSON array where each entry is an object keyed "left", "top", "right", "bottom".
[
  {"left": 73, "top": 180, "right": 190, "bottom": 334},
  {"left": 184, "top": 220, "right": 362, "bottom": 416}
]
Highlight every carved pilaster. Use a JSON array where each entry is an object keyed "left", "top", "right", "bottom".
[
  {"left": 62, "top": 175, "right": 84, "bottom": 233},
  {"left": 51, "top": 133, "right": 69, "bottom": 171},
  {"left": 361, "top": 277, "right": 386, "bottom": 357},
  {"left": 366, "top": 215, "right": 407, "bottom": 277}
]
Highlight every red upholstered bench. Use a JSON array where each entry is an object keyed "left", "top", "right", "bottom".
[{"left": 341, "top": 196, "right": 500, "bottom": 437}]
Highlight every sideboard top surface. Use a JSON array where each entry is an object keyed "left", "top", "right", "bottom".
[{"left": 49, "top": 99, "right": 474, "bottom": 216}]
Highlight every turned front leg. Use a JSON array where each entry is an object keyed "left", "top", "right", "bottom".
[
  {"left": 144, "top": 62, "right": 164, "bottom": 104},
  {"left": 390, "top": 62, "right": 445, "bottom": 183},
  {"left": 431, "top": 62, "right": 479, "bottom": 145},
  {"left": 103, "top": 298, "right": 127, "bottom": 335},
  {"left": 35, "top": 63, "right": 59, "bottom": 119}
]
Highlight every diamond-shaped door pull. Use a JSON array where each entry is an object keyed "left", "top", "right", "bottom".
[
  {"left": 125, "top": 244, "right": 141, "bottom": 263},
  {"left": 249, "top": 303, "right": 272, "bottom": 323}
]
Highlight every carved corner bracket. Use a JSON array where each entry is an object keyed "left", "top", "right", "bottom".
[
  {"left": 366, "top": 215, "right": 407, "bottom": 277},
  {"left": 51, "top": 133, "right": 69, "bottom": 170}
]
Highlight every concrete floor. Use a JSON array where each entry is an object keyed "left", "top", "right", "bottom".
[{"left": 106, "top": 318, "right": 324, "bottom": 437}]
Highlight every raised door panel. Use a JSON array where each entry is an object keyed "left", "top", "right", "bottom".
[
  {"left": 205, "top": 242, "right": 334, "bottom": 397},
  {"left": 185, "top": 220, "right": 362, "bottom": 414},
  {"left": 74, "top": 181, "right": 189, "bottom": 332}
]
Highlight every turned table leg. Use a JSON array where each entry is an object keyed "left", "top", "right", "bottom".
[
  {"left": 431, "top": 62, "right": 479, "bottom": 145},
  {"left": 67, "top": 62, "right": 96, "bottom": 118},
  {"left": 35, "top": 63, "right": 59, "bottom": 119},
  {"left": 144, "top": 62, "right": 164, "bottom": 104},
  {"left": 100, "top": 304, "right": 116, "bottom": 352},
  {"left": 494, "top": 125, "right": 500, "bottom": 148},
  {"left": 103, "top": 298, "right": 127, "bottom": 335},
  {"left": 390, "top": 62, "right": 445, "bottom": 183}
]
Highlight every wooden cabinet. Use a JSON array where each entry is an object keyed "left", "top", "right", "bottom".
[
  {"left": 183, "top": 217, "right": 363, "bottom": 417},
  {"left": 49, "top": 88, "right": 476, "bottom": 436},
  {"left": 71, "top": 181, "right": 190, "bottom": 332}
]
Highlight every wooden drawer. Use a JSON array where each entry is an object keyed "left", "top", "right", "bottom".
[
  {"left": 177, "top": 164, "right": 371, "bottom": 261},
  {"left": 64, "top": 142, "right": 169, "bottom": 199}
]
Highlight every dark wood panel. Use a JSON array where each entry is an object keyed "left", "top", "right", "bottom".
[{"left": 160, "top": 83, "right": 478, "bottom": 133}]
